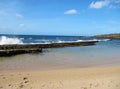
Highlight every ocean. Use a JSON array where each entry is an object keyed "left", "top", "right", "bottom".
[{"left": 0, "top": 34, "right": 120, "bottom": 72}]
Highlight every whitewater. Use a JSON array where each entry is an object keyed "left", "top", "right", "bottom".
[{"left": 0, "top": 35, "right": 110, "bottom": 45}]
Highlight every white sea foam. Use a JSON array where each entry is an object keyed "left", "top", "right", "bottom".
[
  {"left": 92, "top": 39, "right": 110, "bottom": 42},
  {"left": 0, "top": 36, "right": 23, "bottom": 45},
  {"left": 54, "top": 39, "right": 98, "bottom": 43},
  {"left": 102, "top": 39, "right": 111, "bottom": 41},
  {"left": 76, "top": 39, "right": 100, "bottom": 42},
  {"left": 56, "top": 40, "right": 65, "bottom": 43},
  {"left": 76, "top": 40, "right": 84, "bottom": 42},
  {"left": 30, "top": 42, "right": 51, "bottom": 44}
]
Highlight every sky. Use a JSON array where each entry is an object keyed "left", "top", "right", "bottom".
[{"left": 0, "top": 0, "right": 120, "bottom": 36}]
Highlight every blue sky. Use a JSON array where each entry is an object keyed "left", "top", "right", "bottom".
[{"left": 0, "top": 0, "right": 120, "bottom": 36}]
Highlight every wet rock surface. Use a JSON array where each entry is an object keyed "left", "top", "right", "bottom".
[{"left": 0, "top": 41, "right": 98, "bottom": 57}]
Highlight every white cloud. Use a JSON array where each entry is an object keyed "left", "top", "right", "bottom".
[
  {"left": 64, "top": 9, "right": 79, "bottom": 14},
  {"left": 16, "top": 13, "right": 23, "bottom": 19},
  {"left": 89, "top": 0, "right": 120, "bottom": 9},
  {"left": 89, "top": 0, "right": 110, "bottom": 9}
]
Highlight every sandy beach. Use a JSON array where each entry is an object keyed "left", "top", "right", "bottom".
[
  {"left": 0, "top": 66, "right": 120, "bottom": 89},
  {"left": 0, "top": 0, "right": 120, "bottom": 88}
]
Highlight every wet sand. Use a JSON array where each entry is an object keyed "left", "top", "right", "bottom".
[{"left": 0, "top": 66, "right": 120, "bottom": 89}]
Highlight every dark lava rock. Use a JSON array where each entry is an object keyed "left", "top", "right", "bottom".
[{"left": 0, "top": 41, "right": 98, "bottom": 57}]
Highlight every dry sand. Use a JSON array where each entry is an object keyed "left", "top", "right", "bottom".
[{"left": 0, "top": 66, "right": 120, "bottom": 89}]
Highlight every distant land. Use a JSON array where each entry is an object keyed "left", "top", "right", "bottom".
[{"left": 94, "top": 33, "right": 120, "bottom": 39}]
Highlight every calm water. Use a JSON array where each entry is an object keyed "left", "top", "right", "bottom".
[{"left": 0, "top": 35, "right": 120, "bottom": 72}]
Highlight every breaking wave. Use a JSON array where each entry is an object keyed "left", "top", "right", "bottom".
[
  {"left": 0, "top": 35, "right": 110, "bottom": 45},
  {"left": 0, "top": 36, "right": 23, "bottom": 45}
]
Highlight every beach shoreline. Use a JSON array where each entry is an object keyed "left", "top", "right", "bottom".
[{"left": 0, "top": 65, "right": 120, "bottom": 89}]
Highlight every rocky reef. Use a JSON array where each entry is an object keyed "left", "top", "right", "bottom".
[
  {"left": 0, "top": 41, "right": 98, "bottom": 57},
  {"left": 0, "top": 48, "right": 42, "bottom": 57}
]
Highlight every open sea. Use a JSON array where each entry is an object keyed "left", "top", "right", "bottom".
[{"left": 0, "top": 34, "right": 120, "bottom": 72}]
